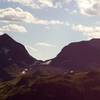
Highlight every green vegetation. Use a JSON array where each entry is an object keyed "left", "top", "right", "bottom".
[{"left": 0, "top": 68, "right": 100, "bottom": 100}]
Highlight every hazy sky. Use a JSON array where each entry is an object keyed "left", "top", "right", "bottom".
[{"left": 0, "top": 0, "right": 100, "bottom": 60}]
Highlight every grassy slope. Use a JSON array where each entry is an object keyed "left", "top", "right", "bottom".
[{"left": 0, "top": 69, "right": 100, "bottom": 100}]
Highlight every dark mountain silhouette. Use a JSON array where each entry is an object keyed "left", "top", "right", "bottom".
[
  {"left": 0, "top": 34, "right": 37, "bottom": 80},
  {"left": 51, "top": 39, "right": 100, "bottom": 71},
  {"left": 0, "top": 33, "right": 36, "bottom": 68},
  {"left": 1, "top": 34, "right": 100, "bottom": 100}
]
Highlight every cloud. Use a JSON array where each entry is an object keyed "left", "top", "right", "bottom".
[
  {"left": 0, "top": 7, "right": 35, "bottom": 23},
  {"left": 33, "top": 19, "right": 64, "bottom": 25},
  {"left": 45, "top": 20, "right": 64, "bottom": 25},
  {"left": 0, "top": 7, "right": 64, "bottom": 25},
  {"left": 25, "top": 45, "right": 38, "bottom": 52},
  {"left": 8, "top": 0, "right": 71, "bottom": 9},
  {"left": 72, "top": 24, "right": 100, "bottom": 38},
  {"left": 25, "top": 45, "right": 42, "bottom": 60},
  {"left": 0, "top": 24, "right": 27, "bottom": 32},
  {"left": 8, "top": 0, "right": 40, "bottom": 9},
  {"left": 36, "top": 42, "right": 56, "bottom": 47},
  {"left": 8, "top": 0, "right": 54, "bottom": 9},
  {"left": 38, "top": 0, "right": 54, "bottom": 7},
  {"left": 0, "top": 32, "right": 4, "bottom": 35},
  {"left": 76, "top": 0, "right": 100, "bottom": 16},
  {"left": 70, "top": 10, "right": 78, "bottom": 15}
]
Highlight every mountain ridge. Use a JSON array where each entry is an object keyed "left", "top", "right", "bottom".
[
  {"left": 0, "top": 33, "right": 37, "bottom": 80},
  {"left": 1, "top": 33, "right": 100, "bottom": 79},
  {"left": 51, "top": 38, "right": 100, "bottom": 71}
]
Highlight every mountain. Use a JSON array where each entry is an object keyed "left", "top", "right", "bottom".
[
  {"left": 1, "top": 34, "right": 100, "bottom": 100},
  {"left": 51, "top": 39, "right": 100, "bottom": 71},
  {"left": 0, "top": 34, "right": 37, "bottom": 80},
  {"left": 0, "top": 33, "right": 37, "bottom": 68}
]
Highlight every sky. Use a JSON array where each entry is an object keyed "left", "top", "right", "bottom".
[{"left": 0, "top": 0, "right": 100, "bottom": 60}]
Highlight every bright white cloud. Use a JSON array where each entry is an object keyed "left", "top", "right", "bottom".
[
  {"left": 25, "top": 45, "right": 42, "bottom": 60},
  {"left": 0, "top": 24, "right": 27, "bottom": 32},
  {"left": 46, "top": 20, "right": 64, "bottom": 25},
  {"left": 8, "top": 0, "right": 71, "bottom": 9},
  {"left": 8, "top": 0, "right": 40, "bottom": 9},
  {"left": 36, "top": 42, "right": 56, "bottom": 47},
  {"left": 0, "top": 7, "right": 36, "bottom": 23},
  {"left": 33, "top": 19, "right": 64, "bottom": 25},
  {"left": 0, "top": 32, "right": 4, "bottom": 35},
  {"left": 39, "top": 0, "right": 54, "bottom": 7},
  {"left": 76, "top": 0, "right": 100, "bottom": 16},
  {"left": 8, "top": 0, "right": 54, "bottom": 8},
  {"left": 0, "top": 7, "right": 64, "bottom": 25},
  {"left": 25, "top": 45, "right": 38, "bottom": 52},
  {"left": 72, "top": 24, "right": 100, "bottom": 38}
]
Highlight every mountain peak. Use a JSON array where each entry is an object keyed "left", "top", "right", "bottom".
[
  {"left": 90, "top": 38, "right": 100, "bottom": 42},
  {"left": 1, "top": 33, "right": 11, "bottom": 38},
  {"left": 51, "top": 38, "right": 100, "bottom": 71},
  {"left": 1, "top": 33, "right": 12, "bottom": 38},
  {"left": 0, "top": 33, "right": 15, "bottom": 43},
  {"left": 2, "top": 33, "right": 9, "bottom": 36},
  {"left": 0, "top": 33, "right": 37, "bottom": 68}
]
